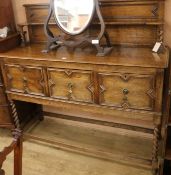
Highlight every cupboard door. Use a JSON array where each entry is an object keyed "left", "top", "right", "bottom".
[
  {"left": 5, "top": 64, "right": 46, "bottom": 96},
  {"left": 47, "top": 68, "right": 95, "bottom": 103},
  {"left": 98, "top": 72, "right": 156, "bottom": 111}
]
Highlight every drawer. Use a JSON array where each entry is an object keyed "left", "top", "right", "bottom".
[
  {"left": 5, "top": 64, "right": 46, "bottom": 96},
  {"left": 98, "top": 72, "right": 156, "bottom": 111},
  {"left": 47, "top": 68, "right": 95, "bottom": 103}
]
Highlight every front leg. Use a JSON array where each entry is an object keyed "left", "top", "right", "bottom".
[
  {"left": 152, "top": 116, "right": 161, "bottom": 175},
  {"left": 14, "top": 134, "right": 23, "bottom": 175},
  {"left": 10, "top": 100, "right": 20, "bottom": 129},
  {"left": 9, "top": 100, "right": 23, "bottom": 175}
]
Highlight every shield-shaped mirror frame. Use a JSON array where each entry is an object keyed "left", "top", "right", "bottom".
[{"left": 43, "top": 0, "right": 113, "bottom": 56}]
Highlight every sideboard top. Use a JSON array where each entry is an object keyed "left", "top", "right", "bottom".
[{"left": 0, "top": 44, "right": 169, "bottom": 68}]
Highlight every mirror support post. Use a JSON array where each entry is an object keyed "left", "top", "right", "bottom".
[
  {"left": 42, "top": 0, "right": 60, "bottom": 53},
  {"left": 94, "top": 0, "right": 113, "bottom": 56},
  {"left": 43, "top": 0, "right": 113, "bottom": 56}
]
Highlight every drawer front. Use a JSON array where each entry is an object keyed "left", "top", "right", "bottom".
[
  {"left": 5, "top": 64, "right": 46, "bottom": 96},
  {"left": 98, "top": 72, "right": 156, "bottom": 111},
  {"left": 47, "top": 68, "right": 95, "bottom": 103}
]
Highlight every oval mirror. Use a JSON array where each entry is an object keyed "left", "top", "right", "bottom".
[{"left": 54, "top": 0, "right": 95, "bottom": 35}]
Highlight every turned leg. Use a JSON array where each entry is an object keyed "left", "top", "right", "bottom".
[
  {"left": 14, "top": 136, "right": 23, "bottom": 175},
  {"left": 152, "top": 124, "right": 160, "bottom": 175},
  {"left": 152, "top": 115, "right": 161, "bottom": 175},
  {"left": 10, "top": 100, "right": 20, "bottom": 129},
  {"left": 10, "top": 100, "right": 23, "bottom": 175}
]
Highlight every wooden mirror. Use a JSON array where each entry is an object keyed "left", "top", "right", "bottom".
[
  {"left": 43, "top": 0, "right": 113, "bottom": 56},
  {"left": 54, "top": 0, "right": 95, "bottom": 35}
]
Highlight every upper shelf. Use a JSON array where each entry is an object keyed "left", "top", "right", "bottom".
[
  {"left": 0, "top": 44, "right": 169, "bottom": 69},
  {"left": 24, "top": 1, "right": 164, "bottom": 24},
  {"left": 22, "top": 2, "right": 165, "bottom": 46}
]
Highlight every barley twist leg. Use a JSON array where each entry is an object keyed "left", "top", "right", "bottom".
[
  {"left": 152, "top": 125, "right": 160, "bottom": 175},
  {"left": 10, "top": 100, "right": 20, "bottom": 129}
]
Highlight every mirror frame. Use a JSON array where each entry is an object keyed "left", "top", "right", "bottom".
[
  {"left": 53, "top": 0, "right": 96, "bottom": 36},
  {"left": 43, "top": 0, "right": 113, "bottom": 56}
]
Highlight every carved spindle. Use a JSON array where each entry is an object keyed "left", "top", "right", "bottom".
[
  {"left": 10, "top": 100, "right": 20, "bottom": 129},
  {"left": 18, "top": 24, "right": 27, "bottom": 47},
  {"left": 157, "top": 26, "right": 164, "bottom": 43},
  {"left": 152, "top": 125, "right": 160, "bottom": 175}
]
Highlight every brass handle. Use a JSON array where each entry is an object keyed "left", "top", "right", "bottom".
[
  {"left": 67, "top": 83, "right": 74, "bottom": 100},
  {"left": 123, "top": 89, "right": 129, "bottom": 95},
  {"left": 68, "top": 83, "right": 73, "bottom": 89},
  {"left": 23, "top": 77, "right": 30, "bottom": 94}
]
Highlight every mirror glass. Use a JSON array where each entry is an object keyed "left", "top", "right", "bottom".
[{"left": 54, "top": 0, "right": 95, "bottom": 35}]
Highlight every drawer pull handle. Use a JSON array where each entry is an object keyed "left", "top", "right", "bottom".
[
  {"left": 121, "top": 89, "right": 130, "bottom": 108},
  {"left": 123, "top": 89, "right": 129, "bottom": 95},
  {"left": 67, "top": 83, "right": 74, "bottom": 100},
  {"left": 68, "top": 83, "right": 73, "bottom": 89}
]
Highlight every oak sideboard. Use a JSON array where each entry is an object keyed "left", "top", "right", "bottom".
[{"left": 1, "top": 1, "right": 171, "bottom": 175}]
